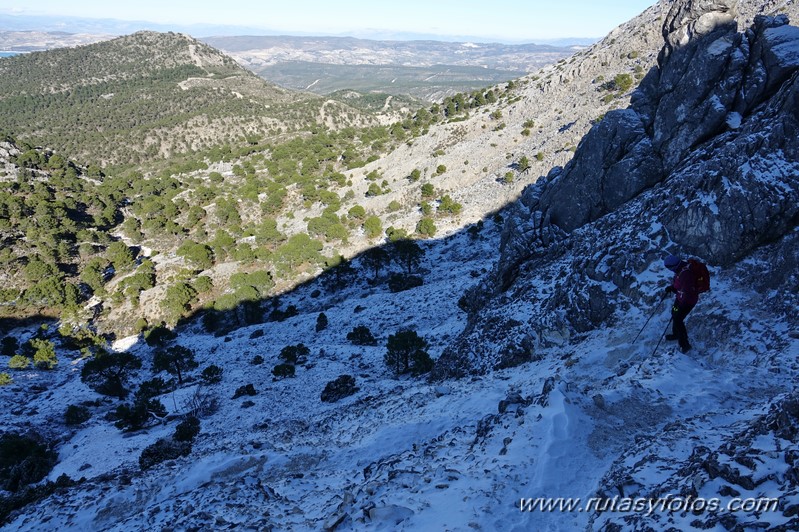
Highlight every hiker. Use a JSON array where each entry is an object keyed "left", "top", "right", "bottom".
[{"left": 663, "top": 254, "right": 701, "bottom": 353}]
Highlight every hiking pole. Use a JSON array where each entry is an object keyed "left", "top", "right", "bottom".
[
  {"left": 632, "top": 292, "right": 668, "bottom": 344},
  {"left": 650, "top": 316, "right": 673, "bottom": 358}
]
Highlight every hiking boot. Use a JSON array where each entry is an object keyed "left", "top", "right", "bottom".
[
  {"left": 680, "top": 343, "right": 692, "bottom": 354},
  {"left": 665, "top": 334, "right": 678, "bottom": 341}
]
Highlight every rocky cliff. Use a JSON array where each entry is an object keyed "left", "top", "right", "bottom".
[{"left": 434, "top": 0, "right": 799, "bottom": 377}]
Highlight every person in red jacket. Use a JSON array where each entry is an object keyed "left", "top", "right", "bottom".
[{"left": 663, "top": 254, "right": 699, "bottom": 353}]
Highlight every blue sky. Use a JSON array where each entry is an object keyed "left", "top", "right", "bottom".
[{"left": 1, "top": 1, "right": 658, "bottom": 42}]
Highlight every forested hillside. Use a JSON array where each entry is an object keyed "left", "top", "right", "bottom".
[{"left": 0, "top": 31, "right": 380, "bottom": 168}]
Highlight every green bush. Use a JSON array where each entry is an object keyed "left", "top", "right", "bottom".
[
  {"left": 347, "top": 325, "right": 377, "bottom": 346},
  {"left": 0, "top": 372, "right": 11, "bottom": 386},
  {"left": 200, "top": 364, "right": 223, "bottom": 384},
  {"left": 348, "top": 205, "right": 366, "bottom": 220},
  {"left": 1, "top": 337, "right": 18, "bottom": 357},
  {"left": 0, "top": 432, "right": 58, "bottom": 492},
  {"left": 8, "top": 355, "right": 30, "bottom": 370},
  {"left": 30, "top": 338, "right": 57, "bottom": 370},
  {"left": 80, "top": 351, "right": 142, "bottom": 398},
  {"left": 114, "top": 399, "right": 167, "bottom": 431},
  {"left": 139, "top": 438, "right": 191, "bottom": 470},
  {"left": 272, "top": 364, "right": 295, "bottom": 379},
  {"left": 64, "top": 405, "right": 92, "bottom": 426},
  {"left": 384, "top": 329, "right": 431, "bottom": 376},
  {"left": 144, "top": 324, "right": 176, "bottom": 347},
  {"left": 279, "top": 343, "right": 310, "bottom": 364},
  {"left": 174, "top": 416, "right": 200, "bottom": 442},
  {"left": 135, "top": 377, "right": 172, "bottom": 402},
  {"left": 320, "top": 375, "right": 358, "bottom": 403},
  {"left": 387, "top": 273, "right": 424, "bottom": 293},
  {"left": 316, "top": 312, "right": 328, "bottom": 332},
  {"left": 232, "top": 383, "right": 256, "bottom": 398},
  {"left": 193, "top": 275, "right": 213, "bottom": 293},
  {"left": 416, "top": 217, "right": 437, "bottom": 238},
  {"left": 153, "top": 345, "right": 198, "bottom": 385},
  {"left": 363, "top": 216, "right": 383, "bottom": 239}
]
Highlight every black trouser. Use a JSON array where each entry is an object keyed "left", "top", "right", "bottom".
[{"left": 672, "top": 301, "right": 695, "bottom": 351}]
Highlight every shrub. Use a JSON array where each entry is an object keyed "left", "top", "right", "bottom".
[
  {"left": 176, "top": 241, "right": 214, "bottom": 270},
  {"left": 232, "top": 384, "right": 256, "bottom": 398},
  {"left": 384, "top": 329, "right": 431, "bottom": 376},
  {"left": 0, "top": 372, "right": 11, "bottom": 386},
  {"left": 269, "top": 305, "right": 298, "bottom": 322},
  {"left": 316, "top": 312, "right": 328, "bottom": 332},
  {"left": 388, "top": 274, "right": 424, "bottom": 293},
  {"left": 416, "top": 217, "right": 436, "bottom": 238},
  {"left": 64, "top": 405, "right": 91, "bottom": 426},
  {"left": 8, "top": 355, "right": 30, "bottom": 370},
  {"left": 135, "top": 377, "right": 172, "bottom": 402},
  {"left": 385, "top": 226, "right": 409, "bottom": 242},
  {"left": 279, "top": 344, "right": 310, "bottom": 364},
  {"left": 161, "top": 283, "right": 198, "bottom": 324},
  {"left": 320, "top": 375, "right": 359, "bottom": 403},
  {"left": 1, "top": 337, "right": 18, "bottom": 357},
  {"left": 200, "top": 364, "right": 223, "bottom": 384},
  {"left": 410, "top": 350, "right": 435, "bottom": 376},
  {"left": 30, "top": 338, "right": 57, "bottom": 370},
  {"left": 363, "top": 216, "right": 383, "bottom": 239},
  {"left": 144, "top": 324, "right": 176, "bottom": 347},
  {"left": 0, "top": 432, "right": 57, "bottom": 492},
  {"left": 174, "top": 416, "right": 200, "bottom": 442},
  {"left": 420, "top": 183, "right": 435, "bottom": 198},
  {"left": 114, "top": 399, "right": 167, "bottom": 431},
  {"left": 272, "top": 364, "right": 295, "bottom": 379},
  {"left": 347, "top": 325, "right": 377, "bottom": 346},
  {"left": 153, "top": 345, "right": 198, "bottom": 385},
  {"left": 614, "top": 73, "right": 634, "bottom": 92},
  {"left": 251, "top": 355, "right": 264, "bottom": 365},
  {"left": 134, "top": 317, "right": 149, "bottom": 334},
  {"left": 193, "top": 276, "right": 213, "bottom": 293},
  {"left": 80, "top": 351, "right": 142, "bottom": 398},
  {"left": 348, "top": 205, "right": 366, "bottom": 220},
  {"left": 139, "top": 438, "right": 191, "bottom": 470}
]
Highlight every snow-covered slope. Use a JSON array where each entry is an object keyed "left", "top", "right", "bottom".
[
  {"left": 3, "top": 210, "right": 798, "bottom": 531},
  {"left": 3, "top": 1, "right": 799, "bottom": 530}
]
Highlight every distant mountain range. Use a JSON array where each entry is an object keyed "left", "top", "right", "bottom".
[
  {"left": 0, "top": 20, "right": 579, "bottom": 100},
  {"left": 0, "top": 13, "right": 599, "bottom": 46}
]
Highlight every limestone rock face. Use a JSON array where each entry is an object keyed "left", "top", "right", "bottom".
[
  {"left": 540, "top": 109, "right": 663, "bottom": 232},
  {"left": 661, "top": 0, "right": 738, "bottom": 56},
  {"left": 435, "top": 0, "right": 799, "bottom": 378}
]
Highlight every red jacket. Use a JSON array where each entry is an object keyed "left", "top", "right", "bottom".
[{"left": 672, "top": 261, "right": 699, "bottom": 306}]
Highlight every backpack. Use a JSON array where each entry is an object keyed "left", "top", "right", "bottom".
[{"left": 687, "top": 258, "right": 711, "bottom": 293}]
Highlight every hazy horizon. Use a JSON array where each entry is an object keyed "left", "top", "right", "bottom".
[{"left": 1, "top": 0, "right": 658, "bottom": 44}]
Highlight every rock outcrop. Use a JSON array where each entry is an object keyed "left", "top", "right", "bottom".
[{"left": 433, "top": 0, "right": 799, "bottom": 378}]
